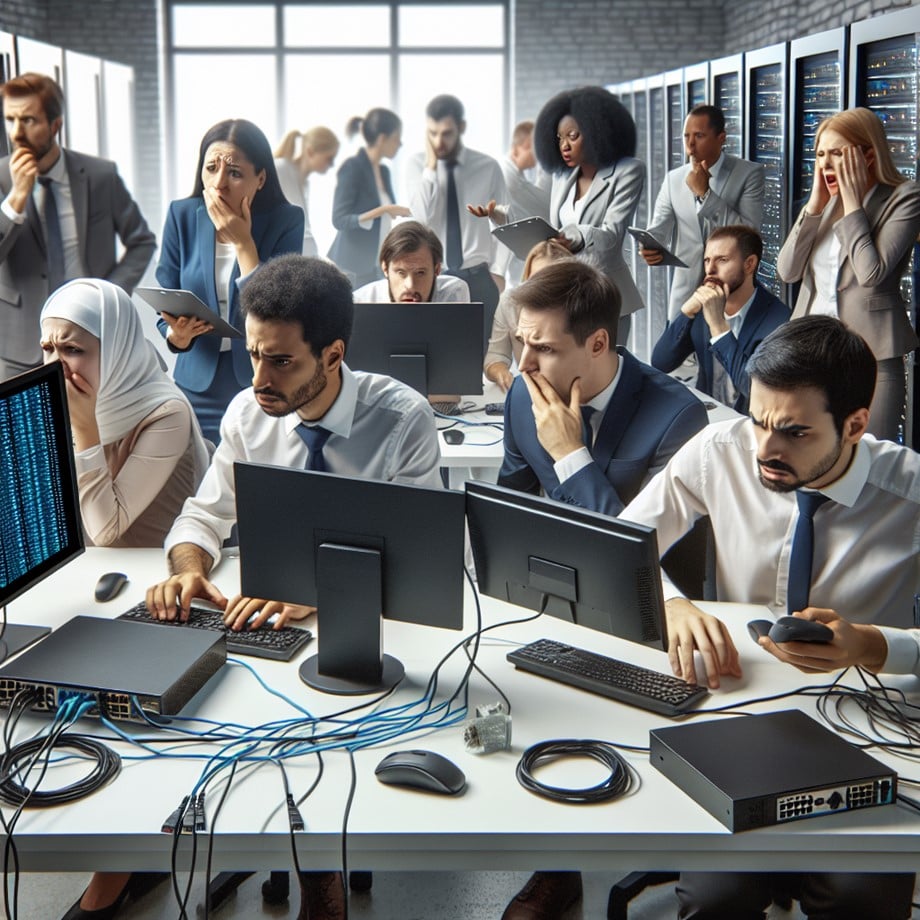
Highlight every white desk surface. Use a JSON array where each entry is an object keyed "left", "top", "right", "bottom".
[{"left": 6, "top": 548, "right": 920, "bottom": 874}]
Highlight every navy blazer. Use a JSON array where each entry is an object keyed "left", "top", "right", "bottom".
[
  {"left": 650, "top": 285, "right": 790, "bottom": 414},
  {"left": 156, "top": 197, "right": 304, "bottom": 393},
  {"left": 499, "top": 348, "right": 708, "bottom": 516},
  {"left": 327, "top": 148, "right": 396, "bottom": 288}
]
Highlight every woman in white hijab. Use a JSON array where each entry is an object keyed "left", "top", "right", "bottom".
[{"left": 40, "top": 279, "right": 210, "bottom": 549}]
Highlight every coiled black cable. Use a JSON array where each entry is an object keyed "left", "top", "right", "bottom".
[{"left": 515, "top": 738, "right": 638, "bottom": 803}]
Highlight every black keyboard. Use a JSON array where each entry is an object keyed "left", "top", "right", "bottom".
[
  {"left": 507, "top": 638, "right": 708, "bottom": 717},
  {"left": 431, "top": 401, "right": 462, "bottom": 416},
  {"left": 117, "top": 602, "right": 313, "bottom": 662}
]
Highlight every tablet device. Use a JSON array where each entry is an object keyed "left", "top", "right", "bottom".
[
  {"left": 135, "top": 287, "right": 244, "bottom": 339},
  {"left": 627, "top": 227, "right": 688, "bottom": 268},
  {"left": 491, "top": 216, "right": 558, "bottom": 261}
]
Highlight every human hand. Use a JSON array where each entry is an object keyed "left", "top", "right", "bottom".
[
  {"left": 7, "top": 146, "right": 39, "bottom": 209},
  {"left": 203, "top": 187, "right": 254, "bottom": 247},
  {"left": 756, "top": 608, "right": 887, "bottom": 673},
  {"left": 685, "top": 157, "right": 711, "bottom": 199},
  {"left": 664, "top": 597, "right": 742, "bottom": 688},
  {"left": 467, "top": 199, "right": 507, "bottom": 225},
  {"left": 425, "top": 133, "right": 438, "bottom": 171},
  {"left": 486, "top": 362, "right": 514, "bottom": 392},
  {"left": 640, "top": 247, "right": 664, "bottom": 266},
  {"left": 836, "top": 145, "right": 870, "bottom": 213},
  {"left": 698, "top": 280, "right": 730, "bottom": 336},
  {"left": 522, "top": 372, "right": 586, "bottom": 461},
  {"left": 805, "top": 168, "right": 832, "bottom": 216},
  {"left": 384, "top": 204, "right": 411, "bottom": 219},
  {"left": 62, "top": 368, "right": 100, "bottom": 451},
  {"left": 145, "top": 573, "right": 227, "bottom": 623},
  {"left": 680, "top": 288, "right": 705, "bottom": 317},
  {"left": 161, "top": 311, "right": 213, "bottom": 349},
  {"left": 222, "top": 595, "right": 316, "bottom": 631},
  {"left": 553, "top": 234, "right": 574, "bottom": 251}
]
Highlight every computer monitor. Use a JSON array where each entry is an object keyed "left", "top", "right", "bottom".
[
  {"left": 0, "top": 363, "right": 83, "bottom": 657},
  {"left": 465, "top": 481, "right": 667, "bottom": 650},
  {"left": 234, "top": 463, "right": 467, "bottom": 694},
  {"left": 346, "top": 302, "right": 484, "bottom": 397}
]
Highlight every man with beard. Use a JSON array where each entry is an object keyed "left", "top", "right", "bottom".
[
  {"left": 352, "top": 220, "right": 470, "bottom": 303},
  {"left": 148, "top": 254, "right": 442, "bottom": 634},
  {"left": 651, "top": 225, "right": 789, "bottom": 413},
  {"left": 0, "top": 72, "right": 155, "bottom": 379},
  {"left": 623, "top": 315, "right": 920, "bottom": 919}
]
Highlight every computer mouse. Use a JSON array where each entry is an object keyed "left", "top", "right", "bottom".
[
  {"left": 375, "top": 749, "right": 466, "bottom": 795},
  {"left": 747, "top": 619, "right": 773, "bottom": 643},
  {"left": 94, "top": 571, "right": 128, "bottom": 603},
  {"left": 443, "top": 429, "right": 465, "bottom": 445},
  {"left": 768, "top": 616, "right": 834, "bottom": 644}
]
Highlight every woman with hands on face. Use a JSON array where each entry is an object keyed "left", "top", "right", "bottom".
[
  {"left": 777, "top": 107, "right": 920, "bottom": 441},
  {"left": 156, "top": 119, "right": 304, "bottom": 444}
]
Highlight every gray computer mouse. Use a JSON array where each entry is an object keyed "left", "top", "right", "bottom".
[
  {"left": 768, "top": 616, "right": 834, "bottom": 644},
  {"left": 95, "top": 571, "right": 128, "bottom": 603},
  {"left": 375, "top": 749, "right": 467, "bottom": 795},
  {"left": 443, "top": 429, "right": 465, "bottom": 445}
]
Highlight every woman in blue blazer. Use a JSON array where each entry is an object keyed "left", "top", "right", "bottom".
[
  {"left": 157, "top": 119, "right": 304, "bottom": 443},
  {"left": 327, "top": 108, "right": 409, "bottom": 288}
]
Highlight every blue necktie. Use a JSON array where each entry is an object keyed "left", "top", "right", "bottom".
[
  {"left": 580, "top": 405, "right": 596, "bottom": 451},
  {"left": 787, "top": 491, "right": 830, "bottom": 615},
  {"left": 445, "top": 160, "right": 463, "bottom": 272},
  {"left": 38, "top": 177, "right": 65, "bottom": 293},
  {"left": 296, "top": 424, "right": 332, "bottom": 472}
]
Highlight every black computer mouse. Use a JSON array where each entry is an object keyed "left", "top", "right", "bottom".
[
  {"left": 747, "top": 619, "right": 773, "bottom": 643},
  {"left": 768, "top": 616, "right": 834, "bottom": 644},
  {"left": 443, "top": 429, "right": 465, "bottom": 445},
  {"left": 375, "top": 749, "right": 466, "bottom": 795},
  {"left": 95, "top": 571, "right": 128, "bottom": 603}
]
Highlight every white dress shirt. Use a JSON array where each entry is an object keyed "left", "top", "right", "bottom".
[
  {"left": 274, "top": 157, "right": 316, "bottom": 257},
  {"left": 352, "top": 274, "right": 471, "bottom": 303},
  {"left": 405, "top": 145, "right": 509, "bottom": 273},
  {"left": 166, "top": 364, "right": 443, "bottom": 562},
  {"left": 622, "top": 418, "right": 920, "bottom": 675}
]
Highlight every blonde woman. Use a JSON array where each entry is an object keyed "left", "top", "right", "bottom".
[{"left": 778, "top": 107, "right": 920, "bottom": 440}]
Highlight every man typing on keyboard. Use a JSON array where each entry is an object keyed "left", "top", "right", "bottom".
[{"left": 622, "top": 315, "right": 920, "bottom": 918}]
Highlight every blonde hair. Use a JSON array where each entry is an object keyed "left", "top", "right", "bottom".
[
  {"left": 522, "top": 238, "right": 574, "bottom": 280},
  {"left": 815, "top": 108, "right": 907, "bottom": 188},
  {"left": 273, "top": 125, "right": 339, "bottom": 161}
]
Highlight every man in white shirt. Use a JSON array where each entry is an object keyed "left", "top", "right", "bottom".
[
  {"left": 405, "top": 94, "right": 509, "bottom": 347},
  {"left": 640, "top": 105, "right": 764, "bottom": 321},
  {"left": 352, "top": 220, "right": 470, "bottom": 303},
  {"left": 624, "top": 314, "right": 917, "bottom": 920}
]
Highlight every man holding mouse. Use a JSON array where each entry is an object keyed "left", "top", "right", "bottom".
[{"left": 623, "top": 314, "right": 920, "bottom": 918}]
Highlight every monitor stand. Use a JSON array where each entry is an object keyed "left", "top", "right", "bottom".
[
  {"left": 298, "top": 543, "right": 405, "bottom": 696},
  {"left": 389, "top": 354, "right": 428, "bottom": 396}
]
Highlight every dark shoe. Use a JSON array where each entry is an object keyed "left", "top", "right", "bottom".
[
  {"left": 298, "top": 870, "right": 346, "bottom": 920},
  {"left": 501, "top": 871, "right": 583, "bottom": 920},
  {"left": 60, "top": 872, "right": 168, "bottom": 920}
]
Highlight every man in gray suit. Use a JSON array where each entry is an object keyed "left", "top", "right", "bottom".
[
  {"left": 0, "top": 72, "right": 155, "bottom": 379},
  {"left": 640, "top": 104, "right": 764, "bottom": 320}
]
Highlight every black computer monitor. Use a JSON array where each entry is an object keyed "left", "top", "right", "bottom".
[
  {"left": 0, "top": 363, "right": 83, "bottom": 657},
  {"left": 346, "top": 302, "right": 484, "bottom": 396},
  {"left": 234, "top": 463, "right": 467, "bottom": 694},
  {"left": 465, "top": 481, "right": 667, "bottom": 650}
]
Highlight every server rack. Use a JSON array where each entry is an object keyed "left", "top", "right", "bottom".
[
  {"left": 685, "top": 62, "right": 709, "bottom": 109},
  {"left": 630, "top": 77, "right": 651, "bottom": 359},
  {"left": 665, "top": 68, "right": 686, "bottom": 170},
  {"left": 0, "top": 33, "right": 15, "bottom": 158},
  {"left": 646, "top": 73, "right": 669, "bottom": 357},
  {"left": 711, "top": 53, "right": 745, "bottom": 157}
]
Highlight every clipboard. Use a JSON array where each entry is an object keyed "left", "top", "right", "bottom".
[
  {"left": 627, "top": 227, "right": 688, "bottom": 268},
  {"left": 491, "top": 216, "right": 558, "bottom": 261},
  {"left": 135, "top": 287, "right": 244, "bottom": 339}
]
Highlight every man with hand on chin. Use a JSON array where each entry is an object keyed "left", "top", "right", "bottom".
[{"left": 624, "top": 315, "right": 918, "bottom": 920}]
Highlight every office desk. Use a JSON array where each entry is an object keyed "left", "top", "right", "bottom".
[{"left": 6, "top": 548, "right": 920, "bottom": 874}]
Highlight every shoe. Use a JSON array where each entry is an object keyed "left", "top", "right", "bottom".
[
  {"left": 60, "top": 872, "right": 168, "bottom": 920},
  {"left": 501, "top": 871, "right": 584, "bottom": 920},
  {"left": 297, "top": 870, "right": 346, "bottom": 920}
]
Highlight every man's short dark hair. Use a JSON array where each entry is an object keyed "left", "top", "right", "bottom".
[
  {"left": 426, "top": 94, "right": 464, "bottom": 124},
  {"left": 707, "top": 224, "right": 763, "bottom": 266},
  {"left": 746, "top": 316, "right": 877, "bottom": 434},
  {"left": 1, "top": 72, "right": 64, "bottom": 124},
  {"left": 688, "top": 104, "right": 725, "bottom": 136},
  {"left": 379, "top": 221, "right": 443, "bottom": 268},
  {"left": 509, "top": 261, "right": 621, "bottom": 346},
  {"left": 241, "top": 255, "right": 354, "bottom": 357}
]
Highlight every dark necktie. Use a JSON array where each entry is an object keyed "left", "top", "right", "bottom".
[
  {"left": 787, "top": 491, "right": 830, "bottom": 615},
  {"left": 445, "top": 160, "right": 463, "bottom": 272},
  {"left": 296, "top": 424, "right": 332, "bottom": 472},
  {"left": 38, "top": 177, "right": 65, "bottom": 293},
  {"left": 580, "top": 405, "right": 596, "bottom": 451}
]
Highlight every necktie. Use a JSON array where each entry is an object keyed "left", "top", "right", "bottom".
[
  {"left": 296, "top": 424, "right": 332, "bottom": 472},
  {"left": 787, "top": 491, "right": 830, "bottom": 615},
  {"left": 38, "top": 177, "right": 65, "bottom": 294},
  {"left": 445, "top": 160, "right": 463, "bottom": 272},
  {"left": 580, "top": 405, "right": 596, "bottom": 450}
]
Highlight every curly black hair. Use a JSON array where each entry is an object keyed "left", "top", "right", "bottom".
[{"left": 534, "top": 86, "right": 636, "bottom": 174}]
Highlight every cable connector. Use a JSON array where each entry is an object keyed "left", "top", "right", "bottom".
[
  {"left": 161, "top": 795, "right": 189, "bottom": 834},
  {"left": 286, "top": 794, "right": 305, "bottom": 832},
  {"left": 463, "top": 701, "right": 512, "bottom": 754},
  {"left": 194, "top": 792, "right": 207, "bottom": 832}
]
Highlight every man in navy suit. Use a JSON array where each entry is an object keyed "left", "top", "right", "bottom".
[{"left": 651, "top": 225, "right": 790, "bottom": 414}]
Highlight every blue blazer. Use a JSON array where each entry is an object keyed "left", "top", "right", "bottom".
[
  {"left": 499, "top": 349, "right": 708, "bottom": 516},
  {"left": 156, "top": 197, "right": 304, "bottom": 393},
  {"left": 327, "top": 148, "right": 396, "bottom": 288},
  {"left": 650, "top": 285, "right": 790, "bottom": 414}
]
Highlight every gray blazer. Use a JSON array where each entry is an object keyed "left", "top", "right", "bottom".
[
  {"left": 550, "top": 157, "right": 645, "bottom": 316},
  {"left": 777, "top": 180, "right": 920, "bottom": 359},
  {"left": 645, "top": 155, "right": 765, "bottom": 319},
  {"left": 0, "top": 149, "right": 156, "bottom": 366}
]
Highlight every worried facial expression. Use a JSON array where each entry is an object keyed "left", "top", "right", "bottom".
[
  {"left": 40, "top": 318, "right": 101, "bottom": 392},
  {"left": 556, "top": 115, "right": 585, "bottom": 169},
  {"left": 201, "top": 142, "right": 266, "bottom": 216},
  {"left": 5, "top": 94, "right": 60, "bottom": 163},
  {"left": 683, "top": 113, "right": 725, "bottom": 166},
  {"left": 384, "top": 247, "right": 440, "bottom": 302},
  {"left": 427, "top": 117, "right": 462, "bottom": 161},
  {"left": 702, "top": 236, "right": 752, "bottom": 293}
]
